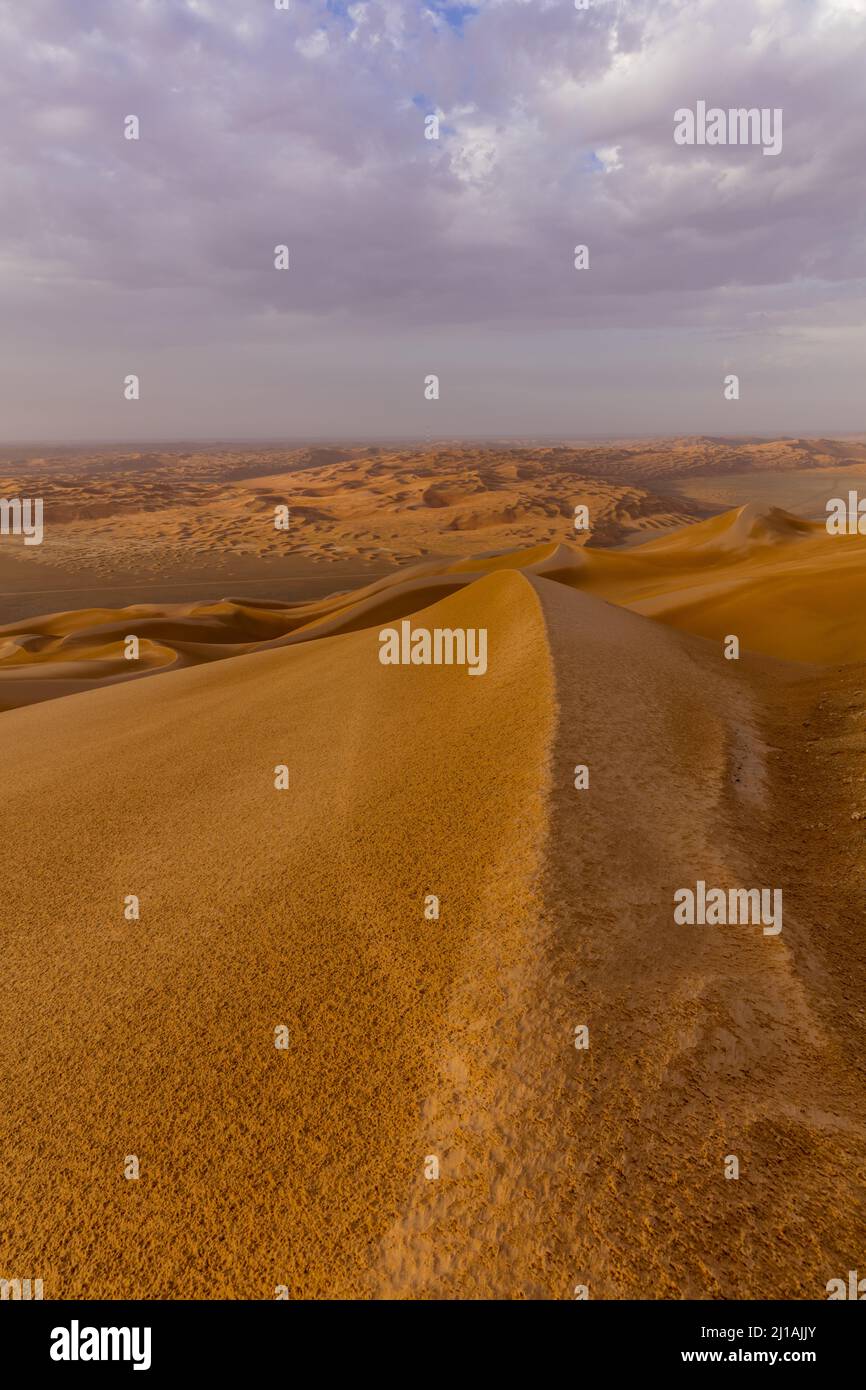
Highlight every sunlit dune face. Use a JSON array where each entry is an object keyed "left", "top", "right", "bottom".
[
  {"left": 2, "top": 542, "right": 865, "bottom": 1298},
  {"left": 4, "top": 496, "right": 866, "bottom": 710}
]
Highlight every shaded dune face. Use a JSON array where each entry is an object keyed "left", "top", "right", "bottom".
[
  {"left": 1, "top": 509, "right": 865, "bottom": 1298},
  {"left": 3, "top": 502, "right": 866, "bottom": 710},
  {"left": 527, "top": 582, "right": 866, "bottom": 1299}
]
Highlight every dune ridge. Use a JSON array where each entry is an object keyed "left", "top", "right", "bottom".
[
  {"left": 0, "top": 572, "right": 558, "bottom": 1298},
  {"left": 3, "top": 503, "right": 866, "bottom": 710},
  {"left": 1, "top": 510, "right": 865, "bottom": 1297}
]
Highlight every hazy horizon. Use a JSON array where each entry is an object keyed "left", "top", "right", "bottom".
[{"left": 4, "top": 430, "right": 866, "bottom": 453}]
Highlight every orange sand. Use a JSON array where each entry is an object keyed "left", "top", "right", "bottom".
[
  {"left": 4, "top": 502, "right": 866, "bottom": 711},
  {"left": 0, "top": 436, "right": 770, "bottom": 582},
  {"left": 1, "top": 505, "right": 865, "bottom": 1298}
]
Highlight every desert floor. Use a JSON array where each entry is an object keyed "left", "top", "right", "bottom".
[{"left": 1, "top": 442, "right": 865, "bottom": 1298}]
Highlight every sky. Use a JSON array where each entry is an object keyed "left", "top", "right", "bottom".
[{"left": 0, "top": 0, "right": 864, "bottom": 442}]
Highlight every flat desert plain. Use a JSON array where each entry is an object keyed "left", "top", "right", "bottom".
[{"left": 1, "top": 438, "right": 865, "bottom": 1298}]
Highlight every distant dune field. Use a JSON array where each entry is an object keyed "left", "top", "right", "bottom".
[
  {"left": 3, "top": 436, "right": 861, "bottom": 590},
  {"left": 1, "top": 493, "right": 865, "bottom": 1298},
  {"left": 3, "top": 500, "right": 866, "bottom": 709}
]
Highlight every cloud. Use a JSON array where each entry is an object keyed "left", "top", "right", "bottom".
[
  {"left": 594, "top": 144, "right": 623, "bottom": 172},
  {"left": 295, "top": 28, "right": 330, "bottom": 59},
  {"left": 0, "top": 0, "right": 863, "bottom": 437}
]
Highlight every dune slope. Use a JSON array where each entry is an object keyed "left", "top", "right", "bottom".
[
  {"left": 1, "top": 524, "right": 865, "bottom": 1298},
  {"left": 4, "top": 504, "right": 866, "bottom": 715},
  {"left": 525, "top": 578, "right": 866, "bottom": 1298},
  {"left": 0, "top": 571, "right": 554, "bottom": 1298},
  {"left": 359, "top": 580, "right": 866, "bottom": 1297}
]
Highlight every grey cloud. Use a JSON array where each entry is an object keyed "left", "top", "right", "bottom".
[{"left": 0, "top": 0, "right": 863, "bottom": 437}]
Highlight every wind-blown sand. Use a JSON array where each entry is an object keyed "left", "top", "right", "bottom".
[{"left": 1, "top": 505, "right": 864, "bottom": 1298}]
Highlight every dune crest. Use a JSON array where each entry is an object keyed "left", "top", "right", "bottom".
[
  {"left": 0, "top": 570, "right": 558, "bottom": 1298},
  {"left": 2, "top": 535, "right": 864, "bottom": 1297},
  {"left": 3, "top": 503, "right": 866, "bottom": 710}
]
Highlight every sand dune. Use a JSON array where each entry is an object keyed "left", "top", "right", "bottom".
[
  {"left": 0, "top": 572, "right": 555, "bottom": 1298},
  {"left": 3, "top": 502, "right": 865, "bottom": 710},
  {"left": 6, "top": 438, "right": 865, "bottom": 619},
  {"left": 0, "top": 439, "right": 725, "bottom": 583},
  {"left": 1, "top": 504, "right": 865, "bottom": 1298},
  {"left": 523, "top": 581, "right": 866, "bottom": 1298},
  {"left": 579, "top": 505, "right": 866, "bottom": 664}
]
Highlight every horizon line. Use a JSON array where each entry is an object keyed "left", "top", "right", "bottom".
[{"left": 2, "top": 430, "right": 865, "bottom": 452}]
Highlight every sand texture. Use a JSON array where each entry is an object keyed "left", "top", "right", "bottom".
[
  {"left": 4, "top": 501, "right": 866, "bottom": 710},
  {"left": 6, "top": 435, "right": 865, "bottom": 592},
  {"left": 1, "top": 501, "right": 865, "bottom": 1298}
]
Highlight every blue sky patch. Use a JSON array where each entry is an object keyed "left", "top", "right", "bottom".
[{"left": 426, "top": 2, "right": 479, "bottom": 34}]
